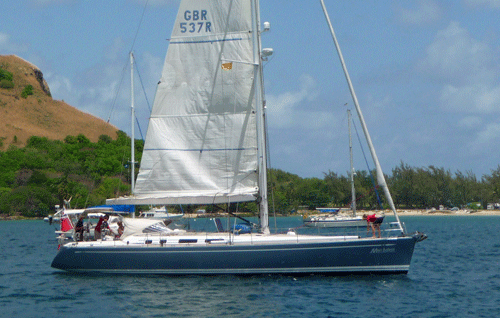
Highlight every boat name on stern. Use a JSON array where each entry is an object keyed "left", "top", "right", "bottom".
[{"left": 370, "top": 247, "right": 396, "bottom": 254}]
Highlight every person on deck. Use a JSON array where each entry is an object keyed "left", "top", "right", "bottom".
[
  {"left": 116, "top": 221, "right": 124, "bottom": 238},
  {"left": 363, "top": 213, "right": 384, "bottom": 238},
  {"left": 94, "top": 215, "right": 110, "bottom": 240},
  {"left": 75, "top": 215, "right": 85, "bottom": 241}
]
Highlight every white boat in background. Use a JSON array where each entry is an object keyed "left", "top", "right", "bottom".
[
  {"left": 304, "top": 110, "right": 366, "bottom": 228},
  {"left": 52, "top": 0, "right": 426, "bottom": 275},
  {"left": 139, "top": 206, "right": 186, "bottom": 229},
  {"left": 304, "top": 208, "right": 365, "bottom": 228},
  {"left": 138, "top": 206, "right": 183, "bottom": 220}
]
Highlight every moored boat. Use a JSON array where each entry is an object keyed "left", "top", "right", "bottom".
[
  {"left": 138, "top": 206, "right": 183, "bottom": 220},
  {"left": 304, "top": 213, "right": 365, "bottom": 228},
  {"left": 52, "top": 0, "right": 426, "bottom": 275}
]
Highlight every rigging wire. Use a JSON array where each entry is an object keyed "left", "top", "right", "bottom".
[
  {"left": 351, "top": 117, "right": 383, "bottom": 208},
  {"left": 106, "top": 59, "right": 129, "bottom": 124},
  {"left": 130, "top": 0, "right": 149, "bottom": 53},
  {"left": 128, "top": 0, "right": 150, "bottom": 141},
  {"left": 105, "top": 0, "right": 149, "bottom": 199},
  {"left": 107, "top": 0, "right": 149, "bottom": 129},
  {"left": 135, "top": 117, "right": 144, "bottom": 141},
  {"left": 134, "top": 61, "right": 152, "bottom": 114},
  {"left": 264, "top": 103, "right": 278, "bottom": 231},
  {"left": 132, "top": 61, "right": 148, "bottom": 140}
]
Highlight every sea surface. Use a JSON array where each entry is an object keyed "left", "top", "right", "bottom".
[{"left": 0, "top": 215, "right": 499, "bottom": 318}]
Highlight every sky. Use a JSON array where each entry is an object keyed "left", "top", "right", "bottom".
[{"left": 2, "top": 0, "right": 500, "bottom": 179}]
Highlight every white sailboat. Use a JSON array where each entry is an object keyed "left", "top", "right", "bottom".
[
  {"left": 304, "top": 109, "right": 365, "bottom": 228},
  {"left": 138, "top": 206, "right": 183, "bottom": 220},
  {"left": 52, "top": 0, "right": 426, "bottom": 275}
]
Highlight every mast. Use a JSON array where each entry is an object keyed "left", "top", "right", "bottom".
[
  {"left": 320, "top": 0, "right": 404, "bottom": 233},
  {"left": 348, "top": 109, "right": 356, "bottom": 217},
  {"left": 130, "top": 52, "right": 135, "bottom": 196},
  {"left": 251, "top": 0, "right": 269, "bottom": 234}
]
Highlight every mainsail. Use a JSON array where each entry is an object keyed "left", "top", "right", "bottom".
[{"left": 111, "top": 1, "right": 260, "bottom": 205}]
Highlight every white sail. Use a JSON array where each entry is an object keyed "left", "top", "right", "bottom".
[{"left": 112, "top": 0, "right": 259, "bottom": 205}]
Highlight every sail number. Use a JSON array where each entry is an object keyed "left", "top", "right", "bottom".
[{"left": 180, "top": 10, "right": 212, "bottom": 33}]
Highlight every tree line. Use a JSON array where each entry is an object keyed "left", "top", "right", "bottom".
[
  {"left": 1, "top": 132, "right": 499, "bottom": 217},
  {"left": 0, "top": 132, "right": 142, "bottom": 217},
  {"left": 268, "top": 163, "right": 500, "bottom": 214}
]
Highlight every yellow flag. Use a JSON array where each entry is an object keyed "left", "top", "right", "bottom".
[{"left": 221, "top": 62, "right": 233, "bottom": 70}]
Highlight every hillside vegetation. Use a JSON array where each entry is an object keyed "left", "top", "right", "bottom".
[
  {"left": 0, "top": 132, "right": 143, "bottom": 217},
  {"left": 0, "top": 55, "right": 118, "bottom": 149},
  {"left": 2, "top": 127, "right": 500, "bottom": 218}
]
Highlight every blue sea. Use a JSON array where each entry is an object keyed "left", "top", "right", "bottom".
[{"left": 1, "top": 215, "right": 499, "bottom": 318}]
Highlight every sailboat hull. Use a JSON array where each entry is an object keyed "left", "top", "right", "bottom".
[
  {"left": 303, "top": 218, "right": 366, "bottom": 228},
  {"left": 52, "top": 236, "right": 417, "bottom": 275}
]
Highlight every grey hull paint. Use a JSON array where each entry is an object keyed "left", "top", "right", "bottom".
[
  {"left": 52, "top": 236, "right": 417, "bottom": 275},
  {"left": 303, "top": 220, "right": 366, "bottom": 228}
]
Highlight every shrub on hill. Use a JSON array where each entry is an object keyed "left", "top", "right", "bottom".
[
  {"left": 21, "top": 84, "right": 34, "bottom": 98},
  {"left": 0, "top": 79, "right": 14, "bottom": 89},
  {"left": 99, "top": 134, "right": 113, "bottom": 144},
  {"left": 0, "top": 67, "right": 14, "bottom": 89},
  {"left": 0, "top": 67, "right": 13, "bottom": 81}
]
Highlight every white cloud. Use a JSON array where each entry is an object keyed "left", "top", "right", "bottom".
[
  {"left": 363, "top": 94, "right": 393, "bottom": 122},
  {"left": 30, "top": 0, "right": 75, "bottom": 5},
  {"left": 140, "top": 52, "right": 163, "bottom": 88},
  {"left": 0, "top": 32, "right": 28, "bottom": 53},
  {"left": 471, "top": 121, "right": 500, "bottom": 152},
  {"left": 44, "top": 72, "right": 72, "bottom": 97},
  {"left": 129, "top": 0, "right": 179, "bottom": 6},
  {"left": 418, "top": 22, "right": 493, "bottom": 83},
  {"left": 30, "top": 0, "right": 176, "bottom": 7},
  {"left": 0, "top": 33, "right": 8, "bottom": 46},
  {"left": 440, "top": 83, "right": 500, "bottom": 113},
  {"left": 458, "top": 116, "right": 482, "bottom": 128},
  {"left": 463, "top": 0, "right": 500, "bottom": 8},
  {"left": 266, "top": 74, "right": 331, "bottom": 129},
  {"left": 265, "top": 75, "right": 342, "bottom": 174},
  {"left": 397, "top": 0, "right": 442, "bottom": 25},
  {"left": 43, "top": 37, "right": 157, "bottom": 134},
  {"left": 418, "top": 22, "right": 500, "bottom": 113}
]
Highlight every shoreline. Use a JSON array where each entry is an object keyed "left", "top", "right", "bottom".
[
  {"left": 311, "top": 209, "right": 500, "bottom": 216},
  {"left": 393, "top": 209, "right": 500, "bottom": 216},
  {"left": 3, "top": 209, "right": 500, "bottom": 221},
  {"left": 348, "top": 209, "right": 500, "bottom": 216}
]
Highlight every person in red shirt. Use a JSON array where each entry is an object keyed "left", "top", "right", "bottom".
[
  {"left": 363, "top": 213, "right": 383, "bottom": 238},
  {"left": 94, "top": 214, "right": 110, "bottom": 240}
]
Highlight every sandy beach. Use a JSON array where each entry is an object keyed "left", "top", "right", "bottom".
[
  {"left": 298, "top": 209, "right": 500, "bottom": 218},
  {"left": 2, "top": 209, "right": 500, "bottom": 221},
  {"left": 385, "top": 209, "right": 500, "bottom": 216}
]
